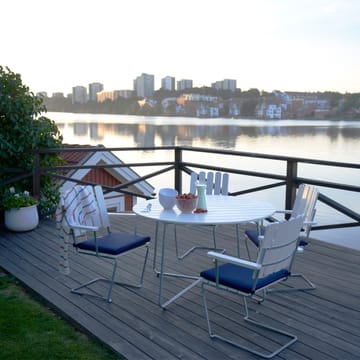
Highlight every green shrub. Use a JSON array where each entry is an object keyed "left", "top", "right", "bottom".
[{"left": 0, "top": 66, "right": 63, "bottom": 216}]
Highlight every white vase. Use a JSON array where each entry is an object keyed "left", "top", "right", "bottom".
[{"left": 4, "top": 205, "right": 39, "bottom": 232}]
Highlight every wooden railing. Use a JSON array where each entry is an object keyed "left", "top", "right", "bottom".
[{"left": 1, "top": 145, "right": 359, "bottom": 232}]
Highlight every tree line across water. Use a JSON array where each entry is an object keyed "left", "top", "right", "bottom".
[{"left": 43, "top": 87, "right": 360, "bottom": 120}]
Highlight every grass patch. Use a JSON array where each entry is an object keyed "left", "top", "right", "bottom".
[{"left": 0, "top": 273, "right": 123, "bottom": 360}]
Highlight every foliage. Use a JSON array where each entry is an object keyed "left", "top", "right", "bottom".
[
  {"left": 2, "top": 187, "right": 38, "bottom": 210},
  {"left": 0, "top": 66, "right": 63, "bottom": 216},
  {"left": 0, "top": 274, "right": 123, "bottom": 360}
]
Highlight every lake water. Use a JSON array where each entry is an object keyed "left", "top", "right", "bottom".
[{"left": 50, "top": 112, "right": 360, "bottom": 250}]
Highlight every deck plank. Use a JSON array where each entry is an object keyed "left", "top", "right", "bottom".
[{"left": 0, "top": 216, "right": 359, "bottom": 360}]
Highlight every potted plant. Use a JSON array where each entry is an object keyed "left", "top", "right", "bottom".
[{"left": 2, "top": 187, "right": 39, "bottom": 232}]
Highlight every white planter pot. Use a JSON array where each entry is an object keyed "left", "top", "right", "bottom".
[{"left": 4, "top": 205, "right": 39, "bottom": 232}]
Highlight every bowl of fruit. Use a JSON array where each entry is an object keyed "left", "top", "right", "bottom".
[{"left": 176, "top": 193, "right": 198, "bottom": 213}]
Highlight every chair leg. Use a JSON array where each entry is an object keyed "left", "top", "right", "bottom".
[
  {"left": 71, "top": 245, "right": 149, "bottom": 303},
  {"left": 174, "top": 224, "right": 225, "bottom": 260},
  {"left": 267, "top": 273, "right": 316, "bottom": 293},
  {"left": 201, "top": 282, "right": 297, "bottom": 359},
  {"left": 245, "top": 236, "right": 253, "bottom": 260},
  {"left": 71, "top": 277, "right": 114, "bottom": 302}
]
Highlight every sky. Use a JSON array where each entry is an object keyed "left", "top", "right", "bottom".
[{"left": 2, "top": 0, "right": 360, "bottom": 95}]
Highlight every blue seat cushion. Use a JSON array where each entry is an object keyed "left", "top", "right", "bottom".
[
  {"left": 75, "top": 233, "right": 150, "bottom": 255},
  {"left": 298, "top": 237, "right": 308, "bottom": 247},
  {"left": 200, "top": 263, "right": 289, "bottom": 294},
  {"left": 245, "top": 228, "right": 260, "bottom": 246}
]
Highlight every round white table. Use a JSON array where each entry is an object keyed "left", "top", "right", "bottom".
[
  {"left": 133, "top": 195, "right": 275, "bottom": 307},
  {"left": 134, "top": 195, "right": 276, "bottom": 225}
]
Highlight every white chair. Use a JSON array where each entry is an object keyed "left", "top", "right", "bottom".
[
  {"left": 174, "top": 171, "right": 229, "bottom": 259},
  {"left": 57, "top": 185, "right": 150, "bottom": 303},
  {"left": 245, "top": 183, "right": 319, "bottom": 291},
  {"left": 200, "top": 215, "right": 304, "bottom": 358},
  {"left": 189, "top": 171, "right": 229, "bottom": 195}
]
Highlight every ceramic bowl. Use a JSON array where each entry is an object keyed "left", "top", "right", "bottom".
[
  {"left": 176, "top": 195, "right": 198, "bottom": 213},
  {"left": 158, "top": 188, "right": 178, "bottom": 209}
]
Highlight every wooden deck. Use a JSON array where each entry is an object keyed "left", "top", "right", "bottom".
[{"left": 0, "top": 215, "right": 359, "bottom": 360}]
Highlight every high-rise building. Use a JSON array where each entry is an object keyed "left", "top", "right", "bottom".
[
  {"left": 89, "top": 82, "right": 104, "bottom": 102},
  {"left": 211, "top": 79, "right": 237, "bottom": 92},
  {"left": 52, "top": 92, "right": 65, "bottom": 98},
  {"left": 134, "top": 73, "right": 154, "bottom": 98},
  {"left": 161, "top": 76, "right": 175, "bottom": 91},
  {"left": 223, "top": 79, "right": 236, "bottom": 91},
  {"left": 177, "top": 79, "right": 193, "bottom": 91},
  {"left": 72, "top": 86, "right": 87, "bottom": 104}
]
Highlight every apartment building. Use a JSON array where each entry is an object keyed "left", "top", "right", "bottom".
[
  {"left": 134, "top": 73, "right": 155, "bottom": 98},
  {"left": 72, "top": 86, "right": 87, "bottom": 104},
  {"left": 177, "top": 79, "right": 193, "bottom": 91},
  {"left": 161, "top": 76, "right": 175, "bottom": 91},
  {"left": 97, "top": 90, "right": 118, "bottom": 103},
  {"left": 89, "top": 82, "right": 104, "bottom": 102},
  {"left": 211, "top": 79, "right": 237, "bottom": 91}
]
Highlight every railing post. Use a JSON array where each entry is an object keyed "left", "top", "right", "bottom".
[
  {"left": 285, "top": 160, "right": 298, "bottom": 217},
  {"left": 33, "top": 152, "right": 41, "bottom": 199},
  {"left": 174, "top": 147, "right": 182, "bottom": 194}
]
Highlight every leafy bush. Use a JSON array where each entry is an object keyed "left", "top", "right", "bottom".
[{"left": 0, "top": 66, "right": 63, "bottom": 216}]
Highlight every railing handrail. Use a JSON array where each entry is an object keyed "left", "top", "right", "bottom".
[
  {"left": 26, "top": 145, "right": 360, "bottom": 169},
  {"left": 1, "top": 145, "right": 359, "bottom": 233}
]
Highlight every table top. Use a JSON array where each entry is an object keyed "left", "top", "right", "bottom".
[{"left": 133, "top": 195, "right": 275, "bottom": 225}]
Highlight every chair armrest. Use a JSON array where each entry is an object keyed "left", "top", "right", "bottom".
[
  {"left": 69, "top": 224, "right": 99, "bottom": 231},
  {"left": 303, "top": 220, "right": 316, "bottom": 226},
  {"left": 207, "top": 251, "right": 261, "bottom": 270},
  {"left": 275, "top": 209, "right": 292, "bottom": 214},
  {"left": 108, "top": 212, "right": 136, "bottom": 217}
]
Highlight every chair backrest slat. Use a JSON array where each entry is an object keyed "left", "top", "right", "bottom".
[
  {"left": 94, "top": 185, "right": 110, "bottom": 229},
  {"left": 190, "top": 171, "right": 229, "bottom": 196},
  {"left": 206, "top": 172, "right": 214, "bottom": 194},
  {"left": 258, "top": 215, "right": 304, "bottom": 278},
  {"left": 291, "top": 184, "right": 318, "bottom": 220},
  {"left": 291, "top": 184, "right": 307, "bottom": 218},
  {"left": 291, "top": 183, "right": 319, "bottom": 238},
  {"left": 222, "top": 173, "right": 229, "bottom": 195},
  {"left": 213, "top": 172, "right": 222, "bottom": 194},
  {"left": 190, "top": 172, "right": 198, "bottom": 194}
]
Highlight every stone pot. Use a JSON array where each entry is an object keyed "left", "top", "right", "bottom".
[{"left": 4, "top": 205, "right": 39, "bottom": 232}]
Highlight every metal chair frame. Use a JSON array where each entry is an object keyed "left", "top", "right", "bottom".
[
  {"left": 62, "top": 185, "right": 150, "bottom": 303},
  {"left": 201, "top": 216, "right": 304, "bottom": 358},
  {"left": 245, "top": 183, "right": 319, "bottom": 292},
  {"left": 174, "top": 171, "right": 229, "bottom": 260}
]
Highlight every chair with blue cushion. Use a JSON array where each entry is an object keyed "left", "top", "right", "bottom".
[
  {"left": 174, "top": 171, "right": 229, "bottom": 259},
  {"left": 200, "top": 215, "right": 304, "bottom": 358},
  {"left": 245, "top": 183, "right": 318, "bottom": 291},
  {"left": 59, "top": 185, "right": 150, "bottom": 303}
]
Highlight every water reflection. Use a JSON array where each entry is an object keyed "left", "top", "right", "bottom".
[{"left": 56, "top": 117, "right": 360, "bottom": 163}]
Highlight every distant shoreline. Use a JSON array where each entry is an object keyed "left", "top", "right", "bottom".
[{"left": 47, "top": 110, "right": 359, "bottom": 122}]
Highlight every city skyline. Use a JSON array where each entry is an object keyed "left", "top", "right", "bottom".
[{"left": 2, "top": 0, "right": 360, "bottom": 95}]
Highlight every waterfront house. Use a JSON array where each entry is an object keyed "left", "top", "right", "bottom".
[{"left": 60, "top": 144, "right": 154, "bottom": 212}]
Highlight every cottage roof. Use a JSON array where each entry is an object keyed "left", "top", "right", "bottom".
[{"left": 60, "top": 144, "right": 155, "bottom": 197}]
